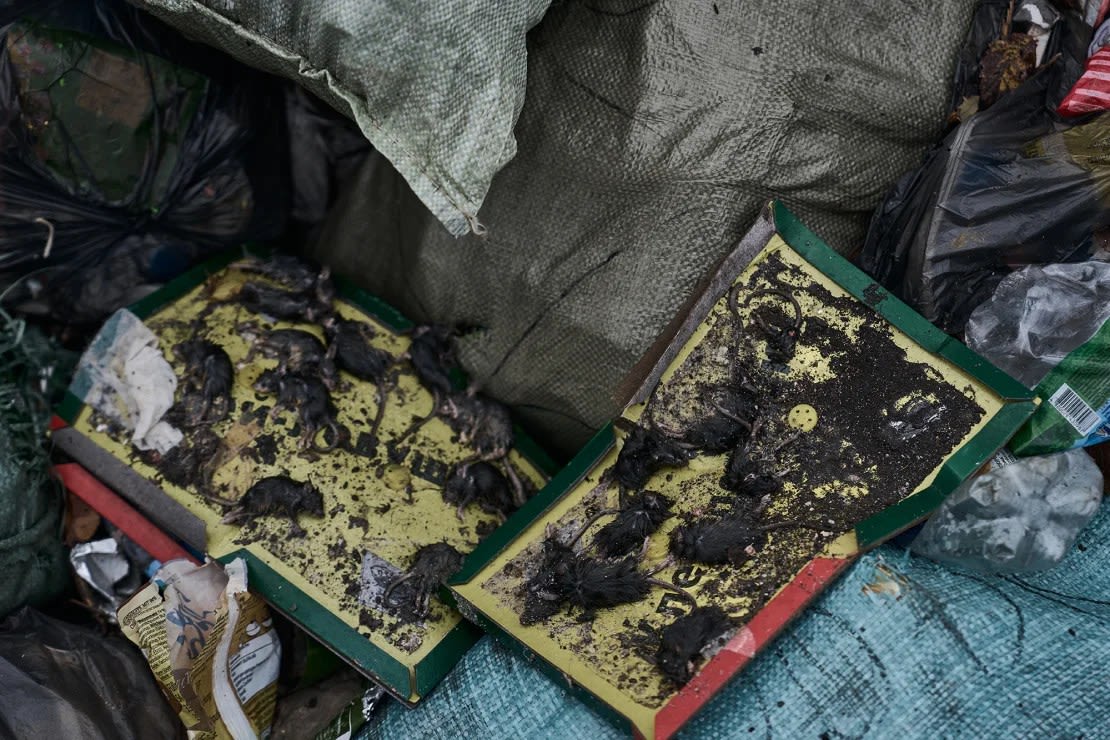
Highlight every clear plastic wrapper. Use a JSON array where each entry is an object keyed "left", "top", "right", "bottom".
[
  {"left": 966, "top": 261, "right": 1110, "bottom": 387},
  {"left": 912, "top": 448, "right": 1103, "bottom": 572}
]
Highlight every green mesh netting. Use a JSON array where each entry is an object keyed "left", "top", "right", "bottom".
[{"left": 0, "top": 313, "right": 72, "bottom": 617}]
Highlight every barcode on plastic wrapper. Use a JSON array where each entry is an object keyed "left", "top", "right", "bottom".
[{"left": 1048, "top": 384, "right": 1103, "bottom": 436}]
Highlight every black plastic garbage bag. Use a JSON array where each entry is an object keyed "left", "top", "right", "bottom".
[
  {"left": 0, "top": 0, "right": 288, "bottom": 324},
  {"left": 0, "top": 607, "right": 184, "bottom": 739},
  {"left": 860, "top": 10, "right": 1095, "bottom": 334}
]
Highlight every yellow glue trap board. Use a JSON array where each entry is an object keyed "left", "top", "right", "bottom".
[
  {"left": 55, "top": 253, "right": 551, "bottom": 703},
  {"left": 450, "top": 203, "right": 1036, "bottom": 739}
]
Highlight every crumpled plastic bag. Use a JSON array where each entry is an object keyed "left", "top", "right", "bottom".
[
  {"left": 69, "top": 310, "right": 182, "bottom": 453},
  {"left": 911, "top": 449, "right": 1103, "bottom": 572},
  {"left": 966, "top": 261, "right": 1110, "bottom": 388},
  {"left": 967, "top": 262, "right": 1110, "bottom": 454},
  {"left": 0, "top": 1, "right": 289, "bottom": 324},
  {"left": 860, "top": 12, "right": 1094, "bottom": 334},
  {"left": 118, "top": 558, "right": 281, "bottom": 739}
]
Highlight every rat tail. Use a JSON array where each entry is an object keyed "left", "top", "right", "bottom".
[{"left": 313, "top": 419, "right": 350, "bottom": 453}]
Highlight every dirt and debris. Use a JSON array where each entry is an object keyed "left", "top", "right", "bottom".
[{"left": 478, "top": 245, "right": 986, "bottom": 707}]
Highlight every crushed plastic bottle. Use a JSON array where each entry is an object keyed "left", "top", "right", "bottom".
[{"left": 911, "top": 449, "right": 1103, "bottom": 573}]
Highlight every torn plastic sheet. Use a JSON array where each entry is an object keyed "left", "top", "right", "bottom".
[
  {"left": 1017, "top": 1, "right": 1060, "bottom": 64},
  {"left": 70, "top": 309, "right": 181, "bottom": 453}
]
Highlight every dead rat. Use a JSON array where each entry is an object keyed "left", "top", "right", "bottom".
[
  {"left": 681, "top": 388, "right": 760, "bottom": 455},
  {"left": 656, "top": 606, "right": 735, "bottom": 685},
  {"left": 253, "top": 369, "right": 348, "bottom": 452},
  {"left": 323, "top": 317, "right": 395, "bottom": 441},
  {"left": 521, "top": 535, "right": 578, "bottom": 625},
  {"left": 745, "top": 287, "right": 803, "bottom": 364},
  {"left": 520, "top": 524, "right": 694, "bottom": 624},
  {"left": 383, "top": 543, "right": 466, "bottom": 620},
  {"left": 405, "top": 324, "right": 458, "bottom": 399},
  {"left": 442, "top": 390, "right": 514, "bottom": 458},
  {"left": 238, "top": 323, "right": 342, "bottom": 390},
  {"left": 720, "top": 444, "right": 782, "bottom": 498},
  {"left": 431, "top": 389, "right": 526, "bottom": 506},
  {"left": 442, "top": 461, "right": 515, "bottom": 520},
  {"left": 669, "top": 516, "right": 815, "bottom": 566},
  {"left": 656, "top": 285, "right": 763, "bottom": 457},
  {"left": 529, "top": 551, "right": 694, "bottom": 623},
  {"left": 230, "top": 254, "right": 330, "bottom": 295},
  {"left": 156, "top": 426, "right": 222, "bottom": 489},
  {"left": 718, "top": 420, "right": 800, "bottom": 497},
  {"left": 172, "top": 339, "right": 234, "bottom": 425},
  {"left": 324, "top": 318, "right": 393, "bottom": 383},
  {"left": 236, "top": 281, "right": 331, "bottom": 323},
  {"left": 392, "top": 324, "right": 462, "bottom": 443},
  {"left": 590, "top": 491, "right": 673, "bottom": 559},
  {"left": 610, "top": 418, "right": 692, "bottom": 492},
  {"left": 204, "top": 475, "right": 324, "bottom": 537}
]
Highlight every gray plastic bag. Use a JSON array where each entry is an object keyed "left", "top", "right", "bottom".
[
  {"left": 911, "top": 449, "right": 1102, "bottom": 573},
  {"left": 967, "top": 261, "right": 1110, "bottom": 453}
]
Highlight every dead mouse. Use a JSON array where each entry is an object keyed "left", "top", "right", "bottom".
[
  {"left": 238, "top": 323, "right": 341, "bottom": 390},
  {"left": 656, "top": 606, "right": 735, "bottom": 685},
  {"left": 253, "top": 369, "right": 348, "bottom": 452},
  {"left": 156, "top": 426, "right": 222, "bottom": 489},
  {"left": 610, "top": 419, "right": 692, "bottom": 492},
  {"left": 230, "top": 254, "right": 328, "bottom": 294},
  {"left": 520, "top": 525, "right": 694, "bottom": 624},
  {"left": 172, "top": 339, "right": 234, "bottom": 425},
  {"left": 405, "top": 324, "right": 457, "bottom": 399},
  {"left": 236, "top": 281, "right": 330, "bottom": 323},
  {"left": 208, "top": 475, "right": 324, "bottom": 537},
  {"left": 591, "top": 491, "right": 673, "bottom": 559},
  {"left": 442, "top": 390, "right": 515, "bottom": 460},
  {"left": 324, "top": 317, "right": 394, "bottom": 441},
  {"left": 669, "top": 516, "right": 809, "bottom": 566},
  {"left": 442, "top": 462, "right": 515, "bottom": 520},
  {"left": 680, "top": 387, "right": 760, "bottom": 456},
  {"left": 745, "top": 288, "right": 803, "bottom": 364},
  {"left": 324, "top": 318, "right": 393, "bottom": 383},
  {"left": 438, "top": 390, "right": 527, "bottom": 507},
  {"left": 383, "top": 543, "right": 466, "bottom": 620}
]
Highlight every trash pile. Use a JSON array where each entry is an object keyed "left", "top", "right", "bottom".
[
  {"left": 861, "top": 0, "right": 1110, "bottom": 577},
  {"left": 0, "top": 0, "right": 1107, "bottom": 738}
]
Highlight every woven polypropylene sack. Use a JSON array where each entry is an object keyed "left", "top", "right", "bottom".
[
  {"left": 361, "top": 503, "right": 1110, "bottom": 738},
  {"left": 313, "top": 0, "right": 976, "bottom": 456},
  {"left": 0, "top": 321, "right": 69, "bottom": 618},
  {"left": 127, "top": 0, "right": 551, "bottom": 237}
]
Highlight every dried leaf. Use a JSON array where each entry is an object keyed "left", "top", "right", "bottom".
[
  {"left": 65, "top": 492, "right": 101, "bottom": 544},
  {"left": 979, "top": 33, "right": 1037, "bottom": 109}
]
